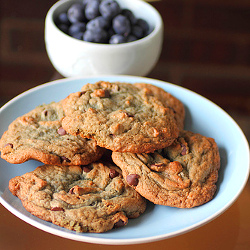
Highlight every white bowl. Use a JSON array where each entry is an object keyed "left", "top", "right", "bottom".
[{"left": 44, "top": 0, "right": 164, "bottom": 77}]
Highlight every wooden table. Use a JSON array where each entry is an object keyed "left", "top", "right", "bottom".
[{"left": 0, "top": 180, "right": 250, "bottom": 250}]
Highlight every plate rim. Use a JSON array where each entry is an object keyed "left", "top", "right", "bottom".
[{"left": 0, "top": 75, "right": 249, "bottom": 245}]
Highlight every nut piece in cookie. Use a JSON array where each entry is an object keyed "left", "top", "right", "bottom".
[
  {"left": 9, "top": 163, "right": 146, "bottom": 233},
  {"left": 0, "top": 101, "right": 104, "bottom": 165},
  {"left": 62, "top": 81, "right": 179, "bottom": 153},
  {"left": 112, "top": 130, "right": 220, "bottom": 208}
]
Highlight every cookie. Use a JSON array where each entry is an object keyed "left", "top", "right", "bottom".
[
  {"left": 62, "top": 81, "right": 179, "bottom": 153},
  {"left": 9, "top": 162, "right": 147, "bottom": 233},
  {"left": 112, "top": 130, "right": 220, "bottom": 208},
  {"left": 134, "top": 83, "right": 185, "bottom": 130},
  {"left": 0, "top": 101, "right": 104, "bottom": 165}
]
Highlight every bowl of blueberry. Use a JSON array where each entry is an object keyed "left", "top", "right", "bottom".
[{"left": 45, "top": 0, "right": 163, "bottom": 77}]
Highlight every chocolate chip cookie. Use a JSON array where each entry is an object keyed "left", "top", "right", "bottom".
[
  {"left": 112, "top": 130, "right": 220, "bottom": 208},
  {"left": 9, "top": 162, "right": 147, "bottom": 233},
  {"left": 134, "top": 83, "right": 185, "bottom": 130},
  {"left": 0, "top": 101, "right": 104, "bottom": 165},
  {"left": 62, "top": 81, "right": 179, "bottom": 153}
]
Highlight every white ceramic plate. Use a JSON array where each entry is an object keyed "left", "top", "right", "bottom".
[{"left": 0, "top": 75, "right": 249, "bottom": 245}]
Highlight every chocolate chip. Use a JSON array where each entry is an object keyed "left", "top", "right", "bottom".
[
  {"left": 109, "top": 168, "right": 119, "bottom": 179},
  {"left": 181, "top": 144, "right": 187, "bottom": 155},
  {"left": 82, "top": 165, "right": 92, "bottom": 173},
  {"left": 103, "top": 89, "right": 110, "bottom": 98},
  {"left": 43, "top": 110, "right": 48, "bottom": 116},
  {"left": 126, "top": 174, "right": 139, "bottom": 186},
  {"left": 114, "top": 219, "right": 126, "bottom": 228},
  {"left": 60, "top": 156, "right": 70, "bottom": 163},
  {"left": 57, "top": 127, "right": 66, "bottom": 135},
  {"left": 4, "top": 143, "right": 13, "bottom": 148},
  {"left": 51, "top": 207, "right": 64, "bottom": 211}
]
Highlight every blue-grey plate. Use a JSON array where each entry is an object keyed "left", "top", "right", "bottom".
[{"left": 0, "top": 75, "right": 249, "bottom": 245}]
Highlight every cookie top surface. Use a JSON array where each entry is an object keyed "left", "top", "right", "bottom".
[
  {"left": 134, "top": 83, "right": 185, "bottom": 130},
  {"left": 62, "top": 81, "right": 179, "bottom": 153},
  {"left": 9, "top": 162, "right": 146, "bottom": 233},
  {"left": 112, "top": 130, "right": 220, "bottom": 208},
  {"left": 0, "top": 101, "right": 104, "bottom": 165}
]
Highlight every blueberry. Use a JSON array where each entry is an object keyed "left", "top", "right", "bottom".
[
  {"left": 56, "top": 12, "right": 71, "bottom": 25},
  {"left": 126, "top": 34, "right": 137, "bottom": 43},
  {"left": 112, "top": 14, "right": 131, "bottom": 36},
  {"left": 85, "top": 0, "right": 101, "bottom": 20},
  {"left": 55, "top": 0, "right": 151, "bottom": 45},
  {"left": 107, "top": 27, "right": 115, "bottom": 37},
  {"left": 121, "top": 9, "right": 137, "bottom": 25},
  {"left": 68, "top": 22, "right": 86, "bottom": 36},
  {"left": 99, "top": 0, "right": 121, "bottom": 20},
  {"left": 57, "top": 23, "right": 69, "bottom": 34},
  {"left": 86, "top": 16, "right": 109, "bottom": 30},
  {"left": 136, "top": 18, "right": 150, "bottom": 35},
  {"left": 109, "top": 34, "right": 126, "bottom": 44},
  {"left": 67, "top": 3, "right": 85, "bottom": 23},
  {"left": 82, "top": 0, "right": 91, "bottom": 8},
  {"left": 72, "top": 32, "right": 84, "bottom": 40},
  {"left": 83, "top": 28, "right": 108, "bottom": 43},
  {"left": 131, "top": 25, "right": 144, "bottom": 39}
]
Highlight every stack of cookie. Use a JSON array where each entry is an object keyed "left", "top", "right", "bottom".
[{"left": 0, "top": 81, "right": 220, "bottom": 233}]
